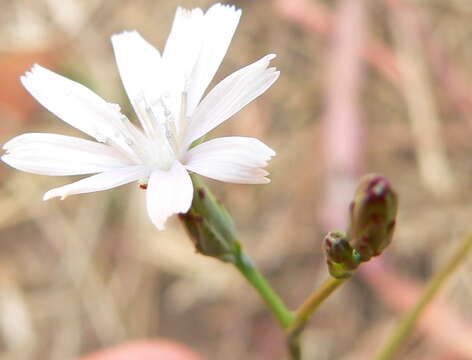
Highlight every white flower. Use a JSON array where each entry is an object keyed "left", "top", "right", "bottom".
[{"left": 1, "top": 3, "right": 279, "bottom": 230}]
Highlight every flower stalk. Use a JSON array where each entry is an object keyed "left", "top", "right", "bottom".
[
  {"left": 287, "top": 277, "right": 346, "bottom": 360},
  {"left": 233, "top": 249, "right": 294, "bottom": 329},
  {"left": 180, "top": 174, "right": 293, "bottom": 327}
]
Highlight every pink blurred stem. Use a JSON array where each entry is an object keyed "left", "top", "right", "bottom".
[
  {"left": 274, "top": 0, "right": 401, "bottom": 85},
  {"left": 275, "top": 0, "right": 472, "bottom": 135},
  {"left": 322, "top": 0, "right": 366, "bottom": 229}
]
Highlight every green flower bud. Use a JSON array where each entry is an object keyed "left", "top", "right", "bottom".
[
  {"left": 179, "top": 174, "right": 240, "bottom": 263},
  {"left": 323, "top": 231, "right": 361, "bottom": 278},
  {"left": 347, "top": 174, "right": 398, "bottom": 262}
]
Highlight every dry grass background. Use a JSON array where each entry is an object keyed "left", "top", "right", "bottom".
[{"left": 1, "top": 0, "right": 472, "bottom": 359}]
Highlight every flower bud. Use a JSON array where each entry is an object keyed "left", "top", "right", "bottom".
[
  {"left": 347, "top": 174, "right": 398, "bottom": 262},
  {"left": 179, "top": 174, "right": 240, "bottom": 262},
  {"left": 323, "top": 231, "right": 361, "bottom": 278}
]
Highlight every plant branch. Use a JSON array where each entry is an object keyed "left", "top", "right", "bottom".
[
  {"left": 287, "top": 276, "right": 346, "bottom": 359},
  {"left": 232, "top": 249, "right": 293, "bottom": 329},
  {"left": 375, "top": 232, "right": 472, "bottom": 360}
]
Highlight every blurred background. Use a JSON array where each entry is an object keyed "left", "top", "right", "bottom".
[{"left": 1, "top": 0, "right": 472, "bottom": 359}]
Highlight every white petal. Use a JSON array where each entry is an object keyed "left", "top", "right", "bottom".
[
  {"left": 183, "top": 54, "right": 279, "bottom": 148},
  {"left": 43, "top": 165, "right": 148, "bottom": 200},
  {"left": 162, "top": 7, "right": 205, "bottom": 124},
  {"left": 186, "top": 4, "right": 241, "bottom": 113},
  {"left": 2, "top": 133, "right": 134, "bottom": 176},
  {"left": 163, "top": 7, "right": 204, "bottom": 83},
  {"left": 20, "top": 65, "right": 126, "bottom": 143},
  {"left": 146, "top": 162, "right": 193, "bottom": 230},
  {"left": 184, "top": 136, "right": 275, "bottom": 184},
  {"left": 111, "top": 31, "right": 163, "bottom": 111}
]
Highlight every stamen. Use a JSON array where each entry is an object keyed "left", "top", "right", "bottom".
[
  {"left": 176, "top": 90, "right": 191, "bottom": 160},
  {"left": 109, "top": 93, "right": 181, "bottom": 170},
  {"left": 158, "top": 97, "right": 179, "bottom": 155},
  {"left": 103, "top": 114, "right": 147, "bottom": 164},
  {"left": 133, "top": 93, "right": 160, "bottom": 138},
  {"left": 179, "top": 90, "right": 188, "bottom": 140}
]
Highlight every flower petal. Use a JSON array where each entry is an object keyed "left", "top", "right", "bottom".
[
  {"left": 111, "top": 31, "right": 163, "bottom": 113},
  {"left": 146, "top": 162, "right": 193, "bottom": 230},
  {"left": 183, "top": 54, "right": 279, "bottom": 148},
  {"left": 186, "top": 3, "right": 241, "bottom": 114},
  {"left": 184, "top": 136, "right": 275, "bottom": 184},
  {"left": 161, "top": 7, "right": 205, "bottom": 125},
  {"left": 20, "top": 65, "right": 126, "bottom": 144},
  {"left": 163, "top": 7, "right": 204, "bottom": 85},
  {"left": 43, "top": 165, "right": 148, "bottom": 200},
  {"left": 2, "top": 133, "right": 134, "bottom": 176}
]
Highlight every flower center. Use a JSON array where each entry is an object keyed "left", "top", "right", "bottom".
[{"left": 130, "top": 91, "right": 189, "bottom": 171}]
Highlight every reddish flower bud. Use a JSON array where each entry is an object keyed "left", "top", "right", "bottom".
[{"left": 347, "top": 174, "right": 398, "bottom": 262}]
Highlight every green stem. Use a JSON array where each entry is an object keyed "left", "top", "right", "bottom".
[
  {"left": 375, "top": 232, "right": 472, "bottom": 360},
  {"left": 184, "top": 174, "right": 292, "bottom": 328},
  {"left": 290, "top": 277, "right": 345, "bottom": 329},
  {"left": 233, "top": 249, "right": 293, "bottom": 329},
  {"left": 287, "top": 277, "right": 346, "bottom": 360}
]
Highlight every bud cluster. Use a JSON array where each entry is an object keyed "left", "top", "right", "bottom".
[{"left": 324, "top": 174, "right": 398, "bottom": 278}]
